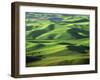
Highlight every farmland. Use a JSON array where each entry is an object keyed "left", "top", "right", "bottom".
[{"left": 25, "top": 12, "right": 90, "bottom": 67}]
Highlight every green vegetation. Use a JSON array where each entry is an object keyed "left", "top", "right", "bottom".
[{"left": 25, "top": 12, "right": 90, "bottom": 67}]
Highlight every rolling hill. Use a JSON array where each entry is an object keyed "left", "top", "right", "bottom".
[{"left": 25, "top": 12, "right": 90, "bottom": 67}]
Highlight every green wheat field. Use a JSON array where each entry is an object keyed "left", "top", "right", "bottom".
[{"left": 25, "top": 12, "right": 90, "bottom": 67}]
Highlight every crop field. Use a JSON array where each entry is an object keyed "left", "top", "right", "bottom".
[{"left": 25, "top": 12, "right": 90, "bottom": 67}]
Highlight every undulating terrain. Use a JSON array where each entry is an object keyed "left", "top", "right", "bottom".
[{"left": 25, "top": 12, "right": 90, "bottom": 67}]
